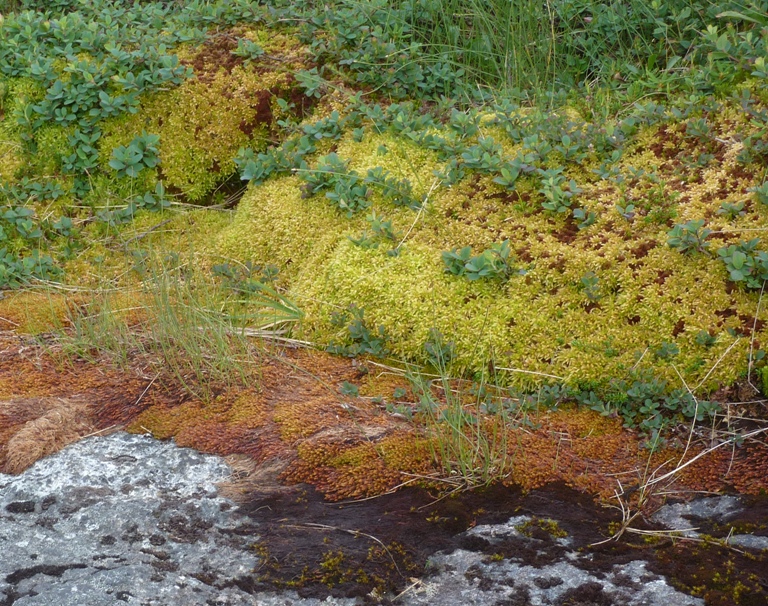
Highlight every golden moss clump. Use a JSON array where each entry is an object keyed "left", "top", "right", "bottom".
[
  {"left": 284, "top": 430, "right": 440, "bottom": 500},
  {"left": 297, "top": 239, "right": 521, "bottom": 374},
  {"left": 216, "top": 175, "right": 353, "bottom": 284},
  {"left": 99, "top": 68, "right": 269, "bottom": 201},
  {"left": 0, "top": 126, "right": 23, "bottom": 180},
  {"left": 499, "top": 407, "right": 642, "bottom": 497},
  {"left": 99, "top": 29, "right": 310, "bottom": 202},
  {"left": 0, "top": 291, "right": 72, "bottom": 334},
  {"left": 210, "top": 96, "right": 768, "bottom": 392},
  {"left": 273, "top": 396, "right": 347, "bottom": 442}
]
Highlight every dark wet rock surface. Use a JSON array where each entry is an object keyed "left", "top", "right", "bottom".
[
  {"left": 0, "top": 433, "right": 765, "bottom": 605},
  {"left": 653, "top": 496, "right": 768, "bottom": 549}
]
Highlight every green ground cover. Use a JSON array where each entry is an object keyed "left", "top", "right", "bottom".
[{"left": 1, "top": 0, "right": 768, "bottom": 442}]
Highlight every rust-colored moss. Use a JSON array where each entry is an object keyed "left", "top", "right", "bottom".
[{"left": 729, "top": 442, "right": 768, "bottom": 495}]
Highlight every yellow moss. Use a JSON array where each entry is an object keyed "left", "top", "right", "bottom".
[
  {"left": 200, "top": 98, "right": 768, "bottom": 391},
  {"left": 0, "top": 124, "right": 22, "bottom": 180},
  {"left": 224, "top": 390, "right": 268, "bottom": 429},
  {"left": 8, "top": 82, "right": 754, "bottom": 394},
  {"left": 295, "top": 239, "right": 515, "bottom": 372},
  {"left": 242, "top": 27, "right": 305, "bottom": 56},
  {"left": 0, "top": 78, "right": 47, "bottom": 177},
  {"left": 215, "top": 174, "right": 354, "bottom": 283},
  {"left": 0, "top": 291, "right": 72, "bottom": 334},
  {"left": 336, "top": 131, "right": 445, "bottom": 199},
  {"left": 0, "top": 77, "right": 45, "bottom": 123},
  {"left": 32, "top": 124, "right": 71, "bottom": 175},
  {"left": 99, "top": 65, "right": 292, "bottom": 201}
]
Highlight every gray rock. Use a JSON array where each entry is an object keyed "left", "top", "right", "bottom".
[
  {"left": 0, "top": 432, "right": 708, "bottom": 605},
  {"left": 0, "top": 433, "right": 262, "bottom": 605},
  {"left": 400, "top": 550, "right": 703, "bottom": 606},
  {"left": 652, "top": 496, "right": 768, "bottom": 553},
  {"left": 726, "top": 534, "right": 768, "bottom": 551},
  {"left": 468, "top": 515, "right": 572, "bottom": 547},
  {"left": 0, "top": 432, "right": 362, "bottom": 606},
  {"left": 651, "top": 496, "right": 743, "bottom": 537}
]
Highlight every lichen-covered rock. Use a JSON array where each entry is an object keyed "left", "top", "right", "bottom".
[
  {"left": 0, "top": 431, "right": 716, "bottom": 606},
  {"left": 0, "top": 432, "right": 262, "bottom": 605}
]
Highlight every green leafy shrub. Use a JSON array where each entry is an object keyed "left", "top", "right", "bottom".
[
  {"left": 109, "top": 132, "right": 160, "bottom": 178},
  {"left": 134, "top": 182, "right": 169, "bottom": 212},
  {"left": 442, "top": 240, "right": 518, "bottom": 281},
  {"left": 538, "top": 167, "right": 582, "bottom": 214},
  {"left": 717, "top": 200, "right": 745, "bottom": 219},
  {"left": 349, "top": 211, "right": 401, "bottom": 253},
  {"left": 579, "top": 272, "right": 601, "bottom": 302},
  {"left": 667, "top": 220, "right": 712, "bottom": 254},
  {"left": 717, "top": 239, "right": 768, "bottom": 288},
  {"left": 327, "top": 304, "right": 389, "bottom": 358},
  {"left": 232, "top": 38, "right": 264, "bottom": 65},
  {"left": 295, "top": 67, "right": 327, "bottom": 99},
  {"left": 749, "top": 181, "right": 768, "bottom": 205},
  {"left": 212, "top": 260, "right": 279, "bottom": 294},
  {"left": 364, "top": 167, "right": 420, "bottom": 209},
  {"left": 0, "top": 247, "right": 59, "bottom": 288},
  {"left": 235, "top": 141, "right": 311, "bottom": 185},
  {"left": 573, "top": 207, "right": 597, "bottom": 229}
]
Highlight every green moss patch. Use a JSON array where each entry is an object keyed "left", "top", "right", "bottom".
[{"left": 210, "top": 110, "right": 768, "bottom": 392}]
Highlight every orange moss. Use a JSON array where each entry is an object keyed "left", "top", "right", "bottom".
[
  {"left": 173, "top": 420, "right": 254, "bottom": 456},
  {"left": 273, "top": 397, "right": 347, "bottom": 442},
  {"left": 729, "top": 443, "right": 768, "bottom": 495},
  {"left": 0, "top": 290, "right": 150, "bottom": 335},
  {"left": 357, "top": 371, "right": 412, "bottom": 400},
  {"left": 377, "top": 433, "right": 436, "bottom": 476},
  {"left": 1, "top": 331, "right": 766, "bottom": 505},
  {"left": 224, "top": 390, "right": 270, "bottom": 428},
  {"left": 0, "top": 291, "right": 71, "bottom": 334},
  {"left": 283, "top": 430, "right": 439, "bottom": 500},
  {"left": 0, "top": 398, "right": 94, "bottom": 474},
  {"left": 646, "top": 445, "right": 731, "bottom": 493}
]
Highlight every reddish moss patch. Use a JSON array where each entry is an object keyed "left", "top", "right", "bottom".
[
  {"left": 0, "top": 331, "right": 766, "bottom": 509},
  {"left": 729, "top": 442, "right": 768, "bottom": 495}
]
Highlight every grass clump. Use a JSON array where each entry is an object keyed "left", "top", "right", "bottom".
[{"left": 55, "top": 260, "right": 276, "bottom": 402}]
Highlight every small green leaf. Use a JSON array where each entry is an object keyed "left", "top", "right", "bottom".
[{"left": 340, "top": 381, "right": 359, "bottom": 397}]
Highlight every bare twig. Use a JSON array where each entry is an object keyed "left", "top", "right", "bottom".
[
  {"left": 120, "top": 219, "right": 173, "bottom": 246},
  {"left": 694, "top": 337, "right": 741, "bottom": 391},
  {"left": 747, "top": 280, "right": 766, "bottom": 392},
  {"left": 494, "top": 366, "right": 565, "bottom": 381}
]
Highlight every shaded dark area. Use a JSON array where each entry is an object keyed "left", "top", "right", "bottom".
[
  {"left": 5, "top": 564, "right": 87, "bottom": 586},
  {"left": 233, "top": 482, "right": 768, "bottom": 605}
]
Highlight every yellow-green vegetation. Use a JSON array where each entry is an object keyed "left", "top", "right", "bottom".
[
  {"left": 3, "top": 0, "right": 768, "bottom": 444},
  {"left": 515, "top": 517, "right": 569, "bottom": 539},
  {"left": 100, "top": 63, "right": 289, "bottom": 202},
  {"left": 214, "top": 111, "right": 768, "bottom": 392}
]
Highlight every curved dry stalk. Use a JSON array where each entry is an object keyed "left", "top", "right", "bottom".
[{"left": 593, "top": 426, "right": 768, "bottom": 547}]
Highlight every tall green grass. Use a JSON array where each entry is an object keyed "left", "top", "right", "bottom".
[
  {"left": 57, "top": 272, "right": 257, "bottom": 402},
  {"left": 52, "top": 252, "right": 303, "bottom": 402},
  {"left": 384, "top": 0, "right": 765, "bottom": 96},
  {"left": 400, "top": 0, "right": 557, "bottom": 93}
]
